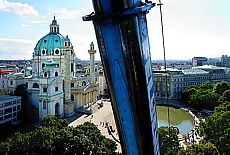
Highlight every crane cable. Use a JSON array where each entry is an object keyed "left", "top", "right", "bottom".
[{"left": 158, "top": 0, "right": 172, "bottom": 149}]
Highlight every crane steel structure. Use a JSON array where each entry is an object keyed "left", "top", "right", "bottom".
[{"left": 83, "top": 0, "right": 160, "bottom": 154}]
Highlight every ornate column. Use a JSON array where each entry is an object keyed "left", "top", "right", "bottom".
[
  {"left": 62, "top": 47, "right": 75, "bottom": 117},
  {"left": 88, "top": 42, "right": 96, "bottom": 84}
]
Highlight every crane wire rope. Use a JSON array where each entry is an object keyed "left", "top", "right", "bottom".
[{"left": 158, "top": 0, "right": 172, "bottom": 149}]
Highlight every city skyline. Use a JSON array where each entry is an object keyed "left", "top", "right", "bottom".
[{"left": 0, "top": 0, "right": 230, "bottom": 60}]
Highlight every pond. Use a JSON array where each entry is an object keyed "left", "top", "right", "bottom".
[{"left": 156, "top": 105, "right": 194, "bottom": 137}]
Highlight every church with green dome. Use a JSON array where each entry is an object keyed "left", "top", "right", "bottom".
[{"left": 0, "top": 16, "right": 99, "bottom": 121}]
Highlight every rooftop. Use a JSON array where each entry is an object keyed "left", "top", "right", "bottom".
[
  {"left": 182, "top": 69, "right": 209, "bottom": 75},
  {"left": 0, "top": 95, "right": 21, "bottom": 103}
]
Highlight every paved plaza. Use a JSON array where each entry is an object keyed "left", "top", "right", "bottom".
[{"left": 67, "top": 100, "right": 121, "bottom": 152}]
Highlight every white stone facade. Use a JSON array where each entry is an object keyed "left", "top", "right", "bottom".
[{"left": 154, "top": 66, "right": 230, "bottom": 99}]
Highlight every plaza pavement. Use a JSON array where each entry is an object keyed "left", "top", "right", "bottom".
[{"left": 67, "top": 100, "right": 121, "bottom": 152}]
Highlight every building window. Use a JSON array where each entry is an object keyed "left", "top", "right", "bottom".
[
  {"left": 42, "top": 63, "right": 45, "bottom": 68},
  {"left": 55, "top": 86, "right": 58, "bottom": 92},
  {"left": 55, "top": 49, "right": 59, "bottom": 54},
  {"left": 42, "top": 49, "right": 46, "bottom": 55},
  {"left": 71, "top": 83, "right": 74, "bottom": 87},
  {"left": 43, "top": 87, "right": 47, "bottom": 93},
  {"left": 55, "top": 72, "right": 58, "bottom": 77},
  {"left": 71, "top": 63, "right": 73, "bottom": 72},
  {"left": 82, "top": 81, "right": 86, "bottom": 86},
  {"left": 33, "top": 83, "right": 39, "bottom": 88},
  {"left": 43, "top": 101, "right": 46, "bottom": 109},
  {"left": 71, "top": 94, "right": 74, "bottom": 101},
  {"left": 10, "top": 81, "right": 13, "bottom": 85}
]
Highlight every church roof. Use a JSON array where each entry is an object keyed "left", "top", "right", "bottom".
[
  {"left": 44, "top": 60, "right": 59, "bottom": 69},
  {"left": 34, "top": 33, "right": 66, "bottom": 55},
  {"left": 34, "top": 16, "right": 72, "bottom": 56},
  {"left": 24, "top": 66, "right": 32, "bottom": 71}
]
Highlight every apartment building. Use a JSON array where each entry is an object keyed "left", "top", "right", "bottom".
[
  {"left": 0, "top": 95, "right": 21, "bottom": 125},
  {"left": 192, "top": 57, "right": 207, "bottom": 67}
]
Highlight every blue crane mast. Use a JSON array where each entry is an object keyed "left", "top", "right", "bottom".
[{"left": 83, "top": 0, "right": 160, "bottom": 154}]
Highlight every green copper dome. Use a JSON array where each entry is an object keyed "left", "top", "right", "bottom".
[
  {"left": 34, "top": 33, "right": 65, "bottom": 55},
  {"left": 34, "top": 16, "right": 72, "bottom": 56}
]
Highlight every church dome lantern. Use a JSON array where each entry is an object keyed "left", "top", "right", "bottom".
[{"left": 50, "top": 15, "right": 59, "bottom": 34}]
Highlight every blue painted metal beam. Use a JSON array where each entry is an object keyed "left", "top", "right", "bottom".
[{"left": 83, "top": 0, "right": 160, "bottom": 154}]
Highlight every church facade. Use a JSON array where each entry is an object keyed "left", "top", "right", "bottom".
[{"left": 0, "top": 16, "right": 99, "bottom": 121}]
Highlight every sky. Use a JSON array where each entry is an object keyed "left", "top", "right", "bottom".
[{"left": 0, "top": 0, "right": 230, "bottom": 61}]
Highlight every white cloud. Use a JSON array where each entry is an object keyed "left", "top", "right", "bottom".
[
  {"left": 56, "top": 8, "right": 85, "bottom": 19},
  {"left": 0, "top": 38, "right": 35, "bottom": 44},
  {"left": 0, "top": 0, "right": 38, "bottom": 17},
  {"left": 21, "top": 24, "right": 29, "bottom": 27},
  {"left": 0, "top": 38, "right": 36, "bottom": 60}
]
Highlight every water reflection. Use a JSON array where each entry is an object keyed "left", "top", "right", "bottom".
[{"left": 156, "top": 106, "right": 194, "bottom": 137}]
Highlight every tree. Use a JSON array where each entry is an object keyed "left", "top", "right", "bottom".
[
  {"left": 199, "top": 101, "right": 230, "bottom": 155},
  {"left": 178, "top": 142, "right": 219, "bottom": 155},
  {"left": 14, "top": 84, "right": 28, "bottom": 121},
  {"left": 213, "top": 81, "right": 230, "bottom": 95},
  {"left": 188, "top": 89, "right": 219, "bottom": 110},
  {"left": 181, "top": 86, "right": 196, "bottom": 101},
  {"left": 14, "top": 84, "right": 38, "bottom": 122},
  {"left": 158, "top": 126, "right": 180, "bottom": 155},
  {"left": 39, "top": 114, "right": 68, "bottom": 129},
  {"left": 0, "top": 90, "right": 8, "bottom": 95},
  {"left": 197, "top": 81, "right": 214, "bottom": 90},
  {"left": 0, "top": 115, "right": 120, "bottom": 155},
  {"left": 182, "top": 81, "right": 229, "bottom": 110},
  {"left": 218, "top": 89, "right": 230, "bottom": 103}
]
